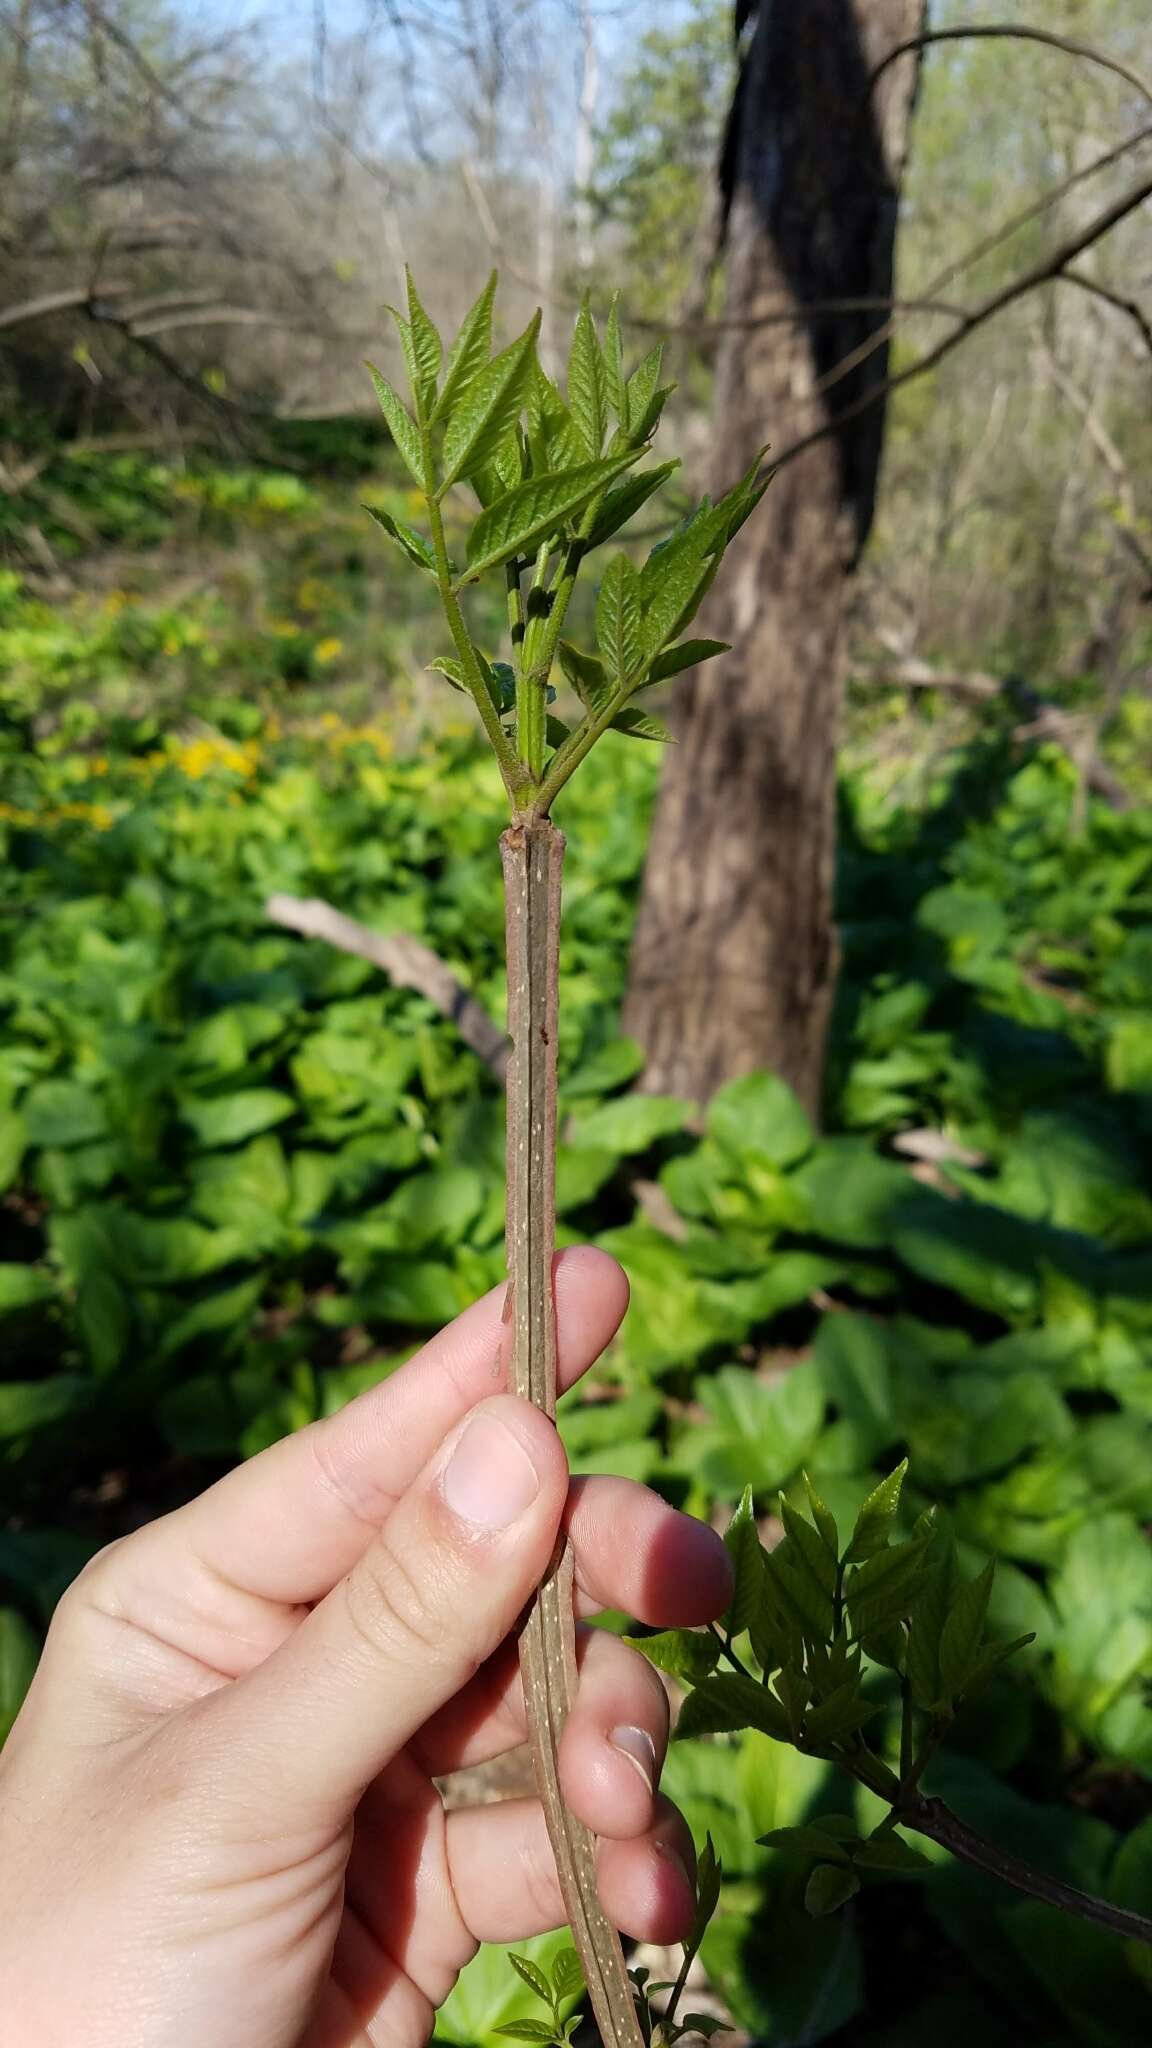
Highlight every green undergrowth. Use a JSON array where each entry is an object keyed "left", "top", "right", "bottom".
[{"left": 2, "top": 438, "right": 1152, "bottom": 2043}]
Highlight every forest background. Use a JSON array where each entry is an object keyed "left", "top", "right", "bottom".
[{"left": 2, "top": 2, "right": 1152, "bottom": 2042}]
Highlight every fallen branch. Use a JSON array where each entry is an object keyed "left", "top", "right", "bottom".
[
  {"left": 852, "top": 655, "right": 1134, "bottom": 811},
  {"left": 265, "top": 893, "right": 509, "bottom": 1080}
]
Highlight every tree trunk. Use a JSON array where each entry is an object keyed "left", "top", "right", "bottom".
[{"left": 623, "top": 0, "right": 927, "bottom": 1119}]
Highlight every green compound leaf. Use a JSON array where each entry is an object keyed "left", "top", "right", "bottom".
[
  {"left": 558, "top": 641, "right": 613, "bottom": 715},
  {"left": 441, "top": 314, "right": 540, "bottom": 490},
  {"left": 609, "top": 706, "right": 673, "bottom": 743},
  {"left": 464, "top": 457, "right": 635, "bottom": 579},
  {"left": 550, "top": 1948, "right": 585, "bottom": 2005},
  {"left": 759, "top": 1825, "right": 853, "bottom": 1866},
  {"left": 364, "top": 504, "right": 437, "bottom": 574},
  {"left": 603, "top": 294, "right": 629, "bottom": 434},
  {"left": 584, "top": 460, "right": 679, "bottom": 548},
  {"left": 507, "top": 1954, "right": 552, "bottom": 2006},
  {"left": 845, "top": 1534, "right": 932, "bottom": 1641},
  {"left": 404, "top": 266, "right": 442, "bottom": 412},
  {"left": 723, "top": 1485, "right": 765, "bottom": 1634},
  {"left": 596, "top": 552, "right": 644, "bottom": 684},
  {"left": 673, "top": 1672, "right": 791, "bottom": 1744},
  {"left": 845, "top": 1460, "right": 908, "bottom": 1564},
  {"left": 432, "top": 271, "right": 496, "bottom": 425},
  {"left": 567, "top": 295, "right": 607, "bottom": 457},
  {"left": 492, "top": 2023, "right": 557, "bottom": 2043},
  {"left": 626, "top": 342, "right": 664, "bottom": 428},
  {"left": 938, "top": 1559, "right": 996, "bottom": 1699},
  {"left": 646, "top": 637, "right": 730, "bottom": 685},
  {"left": 625, "top": 1628, "right": 721, "bottom": 1685},
  {"left": 366, "top": 364, "right": 425, "bottom": 488},
  {"left": 803, "top": 1472, "right": 840, "bottom": 1561},
  {"left": 804, "top": 1864, "right": 861, "bottom": 1917}
]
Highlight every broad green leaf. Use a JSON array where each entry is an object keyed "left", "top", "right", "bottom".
[
  {"left": 366, "top": 364, "right": 425, "bottom": 487},
  {"left": 646, "top": 638, "right": 730, "bottom": 685},
  {"left": 571, "top": 1093, "right": 691, "bottom": 1156},
  {"left": 404, "top": 266, "right": 442, "bottom": 412},
  {"left": 507, "top": 1955, "right": 552, "bottom": 2006},
  {"left": 813, "top": 1313, "right": 896, "bottom": 1449},
  {"left": 585, "top": 460, "right": 679, "bottom": 547},
  {"left": 464, "top": 458, "right": 635, "bottom": 579},
  {"left": 0, "top": 1608, "right": 39, "bottom": 1744},
  {"left": 609, "top": 706, "right": 673, "bottom": 743},
  {"left": 441, "top": 315, "right": 540, "bottom": 490},
  {"left": 557, "top": 641, "right": 612, "bottom": 715},
  {"left": 674, "top": 1672, "right": 790, "bottom": 1744},
  {"left": 596, "top": 553, "right": 644, "bottom": 684},
  {"left": 432, "top": 271, "right": 496, "bottom": 424},
  {"left": 492, "top": 2023, "right": 556, "bottom": 2043},
  {"left": 708, "top": 1071, "right": 814, "bottom": 1171},
  {"left": 938, "top": 1560, "right": 996, "bottom": 1699},
  {"left": 0, "top": 1264, "right": 55, "bottom": 1314},
  {"left": 723, "top": 1487, "right": 765, "bottom": 1635},
  {"left": 760, "top": 1825, "right": 853, "bottom": 1866},
  {"left": 854, "top": 1830, "right": 929, "bottom": 1872},
  {"left": 22, "top": 1078, "right": 108, "bottom": 1149},
  {"left": 364, "top": 505, "right": 436, "bottom": 573},
  {"left": 0, "top": 1377, "right": 88, "bottom": 1442},
  {"left": 603, "top": 294, "right": 628, "bottom": 431},
  {"left": 567, "top": 296, "right": 606, "bottom": 457},
  {"left": 76, "top": 1266, "right": 129, "bottom": 1374},
  {"left": 805, "top": 1864, "right": 860, "bottom": 1916},
  {"left": 181, "top": 1090, "right": 295, "bottom": 1148},
  {"left": 845, "top": 1460, "right": 908, "bottom": 1564},
  {"left": 626, "top": 1629, "right": 721, "bottom": 1686}
]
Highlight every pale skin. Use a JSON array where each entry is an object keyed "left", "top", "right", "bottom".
[{"left": 0, "top": 1247, "right": 732, "bottom": 2048}]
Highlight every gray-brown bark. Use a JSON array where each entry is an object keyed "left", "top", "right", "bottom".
[{"left": 623, "top": 0, "right": 927, "bottom": 1119}]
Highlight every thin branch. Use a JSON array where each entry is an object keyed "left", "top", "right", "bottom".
[
  {"left": 767, "top": 171, "right": 1152, "bottom": 477},
  {"left": 813, "top": 119, "right": 1152, "bottom": 402},
  {"left": 905, "top": 1796, "right": 1152, "bottom": 1948},
  {"left": 264, "top": 894, "right": 509, "bottom": 1080},
  {"left": 1059, "top": 267, "right": 1152, "bottom": 359},
  {"left": 871, "top": 25, "right": 1152, "bottom": 114}
]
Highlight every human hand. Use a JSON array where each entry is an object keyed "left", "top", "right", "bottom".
[{"left": 0, "top": 1248, "right": 732, "bottom": 2048}]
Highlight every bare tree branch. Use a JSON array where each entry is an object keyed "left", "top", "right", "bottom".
[
  {"left": 871, "top": 24, "right": 1152, "bottom": 114},
  {"left": 1059, "top": 266, "right": 1152, "bottom": 359},
  {"left": 767, "top": 171, "right": 1152, "bottom": 478},
  {"left": 812, "top": 119, "right": 1152, "bottom": 401}
]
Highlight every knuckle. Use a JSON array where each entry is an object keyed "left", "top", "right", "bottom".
[{"left": 342, "top": 1533, "right": 452, "bottom": 1667}]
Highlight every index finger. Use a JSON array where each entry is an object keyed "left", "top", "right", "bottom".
[{"left": 141, "top": 1245, "right": 628, "bottom": 1607}]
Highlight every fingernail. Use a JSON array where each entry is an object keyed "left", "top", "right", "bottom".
[
  {"left": 610, "top": 1724, "right": 657, "bottom": 1793},
  {"left": 442, "top": 1410, "right": 541, "bottom": 1532}
]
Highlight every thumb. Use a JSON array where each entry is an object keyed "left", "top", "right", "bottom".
[{"left": 205, "top": 1394, "right": 567, "bottom": 1820}]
